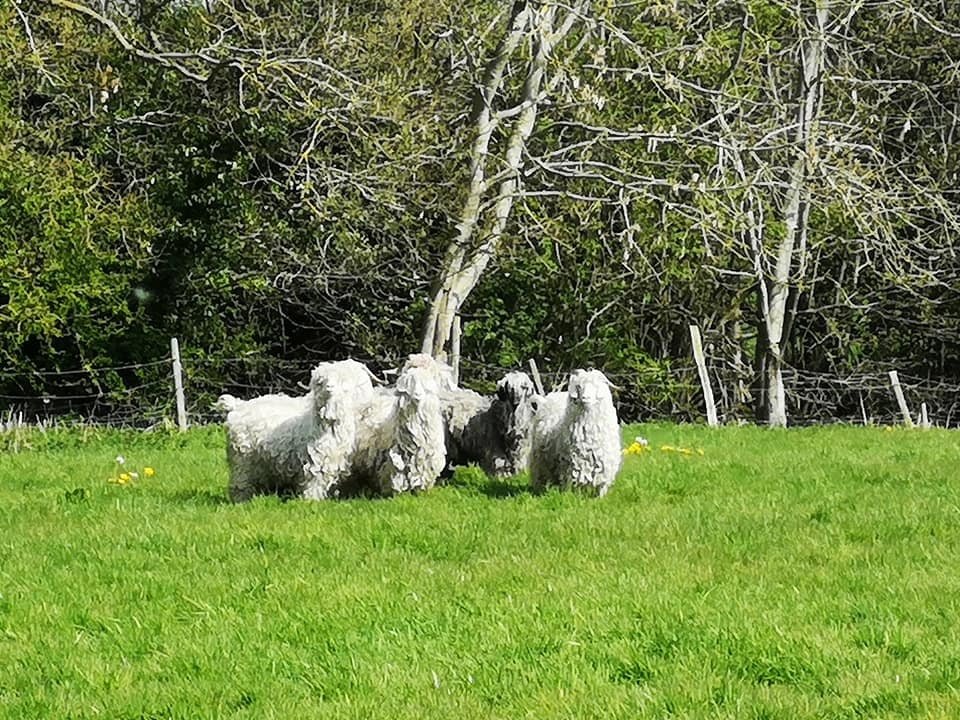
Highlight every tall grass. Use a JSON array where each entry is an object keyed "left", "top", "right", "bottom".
[{"left": 1, "top": 424, "right": 958, "bottom": 718}]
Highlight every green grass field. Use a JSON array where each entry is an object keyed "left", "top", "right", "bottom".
[{"left": 1, "top": 424, "right": 959, "bottom": 719}]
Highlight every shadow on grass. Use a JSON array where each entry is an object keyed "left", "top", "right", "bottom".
[
  {"left": 444, "top": 466, "right": 531, "bottom": 499},
  {"left": 210, "top": 482, "right": 389, "bottom": 505},
  {"left": 479, "top": 478, "right": 531, "bottom": 499},
  {"left": 170, "top": 472, "right": 531, "bottom": 506},
  {"left": 168, "top": 488, "right": 231, "bottom": 506}
]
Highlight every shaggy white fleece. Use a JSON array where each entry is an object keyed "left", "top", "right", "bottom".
[
  {"left": 529, "top": 369, "right": 621, "bottom": 496},
  {"left": 218, "top": 359, "right": 374, "bottom": 502},
  {"left": 350, "top": 353, "right": 448, "bottom": 495},
  {"left": 301, "top": 360, "right": 378, "bottom": 499},
  {"left": 219, "top": 354, "right": 487, "bottom": 500}
]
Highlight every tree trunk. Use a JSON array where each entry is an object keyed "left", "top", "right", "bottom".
[
  {"left": 421, "top": 1, "right": 585, "bottom": 358},
  {"left": 419, "top": 0, "right": 533, "bottom": 357},
  {"left": 763, "top": 3, "right": 830, "bottom": 427}
]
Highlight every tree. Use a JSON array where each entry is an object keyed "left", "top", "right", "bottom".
[
  {"left": 420, "top": 0, "right": 589, "bottom": 358},
  {"left": 5, "top": 0, "right": 959, "bottom": 425},
  {"left": 703, "top": 0, "right": 960, "bottom": 425},
  {"left": 12, "top": 0, "right": 484, "bottom": 360}
]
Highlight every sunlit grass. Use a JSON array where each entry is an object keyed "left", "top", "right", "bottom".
[{"left": 1, "top": 423, "right": 958, "bottom": 718}]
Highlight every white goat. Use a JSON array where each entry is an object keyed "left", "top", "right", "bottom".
[
  {"left": 529, "top": 369, "right": 621, "bottom": 496},
  {"left": 350, "top": 353, "right": 448, "bottom": 495},
  {"left": 301, "top": 360, "right": 378, "bottom": 499},
  {"left": 218, "top": 359, "right": 375, "bottom": 502},
  {"left": 440, "top": 371, "right": 537, "bottom": 476}
]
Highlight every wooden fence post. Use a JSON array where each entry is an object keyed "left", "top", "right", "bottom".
[
  {"left": 528, "top": 358, "right": 546, "bottom": 396},
  {"left": 920, "top": 402, "right": 930, "bottom": 429},
  {"left": 170, "top": 337, "right": 188, "bottom": 432},
  {"left": 450, "top": 316, "right": 462, "bottom": 387},
  {"left": 887, "top": 370, "right": 914, "bottom": 428},
  {"left": 689, "top": 325, "right": 719, "bottom": 427}
]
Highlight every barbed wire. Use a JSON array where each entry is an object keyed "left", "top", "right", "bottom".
[
  {"left": 0, "top": 359, "right": 169, "bottom": 380},
  {"left": 1, "top": 352, "right": 957, "bottom": 428}
]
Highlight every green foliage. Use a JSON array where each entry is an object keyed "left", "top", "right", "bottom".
[
  {"left": 0, "top": 0, "right": 957, "bottom": 421},
  {"left": 0, "top": 145, "right": 155, "bottom": 377},
  {"left": 1, "top": 425, "right": 959, "bottom": 717}
]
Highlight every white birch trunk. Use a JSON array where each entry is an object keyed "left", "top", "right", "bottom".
[
  {"left": 420, "top": 1, "right": 533, "bottom": 355},
  {"left": 764, "top": 3, "right": 830, "bottom": 427},
  {"left": 421, "top": 1, "right": 586, "bottom": 358}
]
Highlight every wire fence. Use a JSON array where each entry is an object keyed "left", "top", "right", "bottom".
[{"left": 2, "top": 343, "right": 958, "bottom": 430}]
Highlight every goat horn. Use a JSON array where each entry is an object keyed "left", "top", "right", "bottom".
[{"left": 363, "top": 366, "right": 386, "bottom": 385}]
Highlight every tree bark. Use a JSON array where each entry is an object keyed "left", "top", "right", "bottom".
[
  {"left": 764, "top": 2, "right": 830, "bottom": 427},
  {"left": 420, "top": 0, "right": 533, "bottom": 356},
  {"left": 421, "top": 1, "right": 586, "bottom": 358}
]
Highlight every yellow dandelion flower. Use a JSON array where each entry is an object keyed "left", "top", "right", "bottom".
[
  {"left": 658, "top": 444, "right": 703, "bottom": 456},
  {"left": 143, "top": 467, "right": 156, "bottom": 478},
  {"left": 118, "top": 472, "right": 131, "bottom": 483}
]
